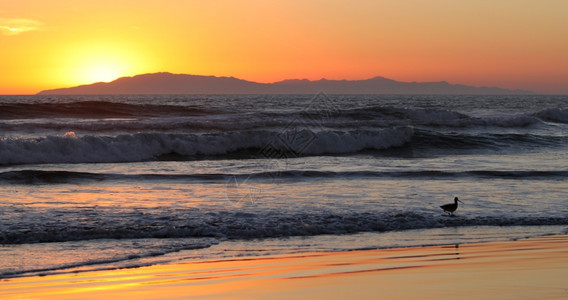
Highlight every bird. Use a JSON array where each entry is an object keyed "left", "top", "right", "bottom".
[{"left": 440, "top": 197, "right": 462, "bottom": 216}]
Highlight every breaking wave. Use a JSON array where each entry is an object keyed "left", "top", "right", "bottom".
[
  {"left": 534, "top": 108, "right": 568, "bottom": 124},
  {"left": 3, "top": 125, "right": 567, "bottom": 165},
  {"left": 0, "top": 128, "right": 413, "bottom": 165}
]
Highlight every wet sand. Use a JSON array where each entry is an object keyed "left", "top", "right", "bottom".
[{"left": 1, "top": 235, "right": 567, "bottom": 299}]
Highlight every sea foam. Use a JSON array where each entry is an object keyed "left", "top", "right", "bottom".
[{"left": 0, "top": 128, "right": 413, "bottom": 165}]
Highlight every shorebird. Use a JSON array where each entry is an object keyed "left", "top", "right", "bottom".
[{"left": 440, "top": 197, "right": 462, "bottom": 216}]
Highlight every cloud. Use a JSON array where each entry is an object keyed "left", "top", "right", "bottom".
[{"left": 0, "top": 18, "right": 43, "bottom": 35}]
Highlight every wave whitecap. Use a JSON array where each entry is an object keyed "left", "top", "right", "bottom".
[{"left": 0, "top": 128, "right": 413, "bottom": 165}]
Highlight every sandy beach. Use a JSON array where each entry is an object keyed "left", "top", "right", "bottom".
[{"left": 1, "top": 234, "right": 566, "bottom": 299}]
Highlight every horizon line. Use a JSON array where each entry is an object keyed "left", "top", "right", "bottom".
[{"left": 23, "top": 71, "right": 541, "bottom": 96}]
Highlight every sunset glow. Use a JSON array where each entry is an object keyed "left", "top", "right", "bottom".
[
  {"left": 1, "top": 0, "right": 567, "bottom": 94},
  {"left": 58, "top": 41, "right": 148, "bottom": 85}
]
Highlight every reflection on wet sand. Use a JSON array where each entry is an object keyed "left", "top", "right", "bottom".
[{"left": 2, "top": 235, "right": 567, "bottom": 299}]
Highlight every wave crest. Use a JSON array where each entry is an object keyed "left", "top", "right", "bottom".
[
  {"left": 0, "top": 100, "right": 216, "bottom": 119},
  {"left": 534, "top": 108, "right": 568, "bottom": 124},
  {"left": 2, "top": 209, "right": 566, "bottom": 244},
  {"left": 0, "top": 128, "right": 413, "bottom": 165}
]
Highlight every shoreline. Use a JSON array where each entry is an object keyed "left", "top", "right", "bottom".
[{"left": 1, "top": 234, "right": 567, "bottom": 299}]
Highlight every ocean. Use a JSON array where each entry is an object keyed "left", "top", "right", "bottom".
[{"left": 1, "top": 94, "right": 567, "bottom": 278}]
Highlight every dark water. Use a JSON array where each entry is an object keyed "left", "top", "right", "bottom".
[{"left": 0, "top": 94, "right": 567, "bottom": 278}]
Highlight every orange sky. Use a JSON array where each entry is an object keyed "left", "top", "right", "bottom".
[{"left": 1, "top": 0, "right": 567, "bottom": 94}]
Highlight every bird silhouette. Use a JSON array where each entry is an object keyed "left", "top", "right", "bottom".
[{"left": 440, "top": 197, "right": 462, "bottom": 216}]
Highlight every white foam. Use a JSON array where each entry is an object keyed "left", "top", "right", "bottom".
[{"left": 0, "top": 128, "right": 414, "bottom": 164}]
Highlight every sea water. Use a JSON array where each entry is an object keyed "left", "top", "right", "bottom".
[{"left": 1, "top": 94, "right": 567, "bottom": 278}]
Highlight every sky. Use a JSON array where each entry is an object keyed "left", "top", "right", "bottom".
[{"left": 1, "top": 0, "right": 567, "bottom": 94}]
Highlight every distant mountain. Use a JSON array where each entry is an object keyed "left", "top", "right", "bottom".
[{"left": 37, "top": 72, "right": 532, "bottom": 95}]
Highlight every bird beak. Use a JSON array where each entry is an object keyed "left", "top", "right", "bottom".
[{"left": 458, "top": 199, "right": 463, "bottom": 203}]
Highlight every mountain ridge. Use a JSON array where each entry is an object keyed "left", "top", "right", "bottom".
[{"left": 37, "top": 72, "right": 532, "bottom": 95}]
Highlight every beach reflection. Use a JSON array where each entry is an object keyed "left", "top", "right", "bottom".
[{"left": 3, "top": 235, "right": 566, "bottom": 299}]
